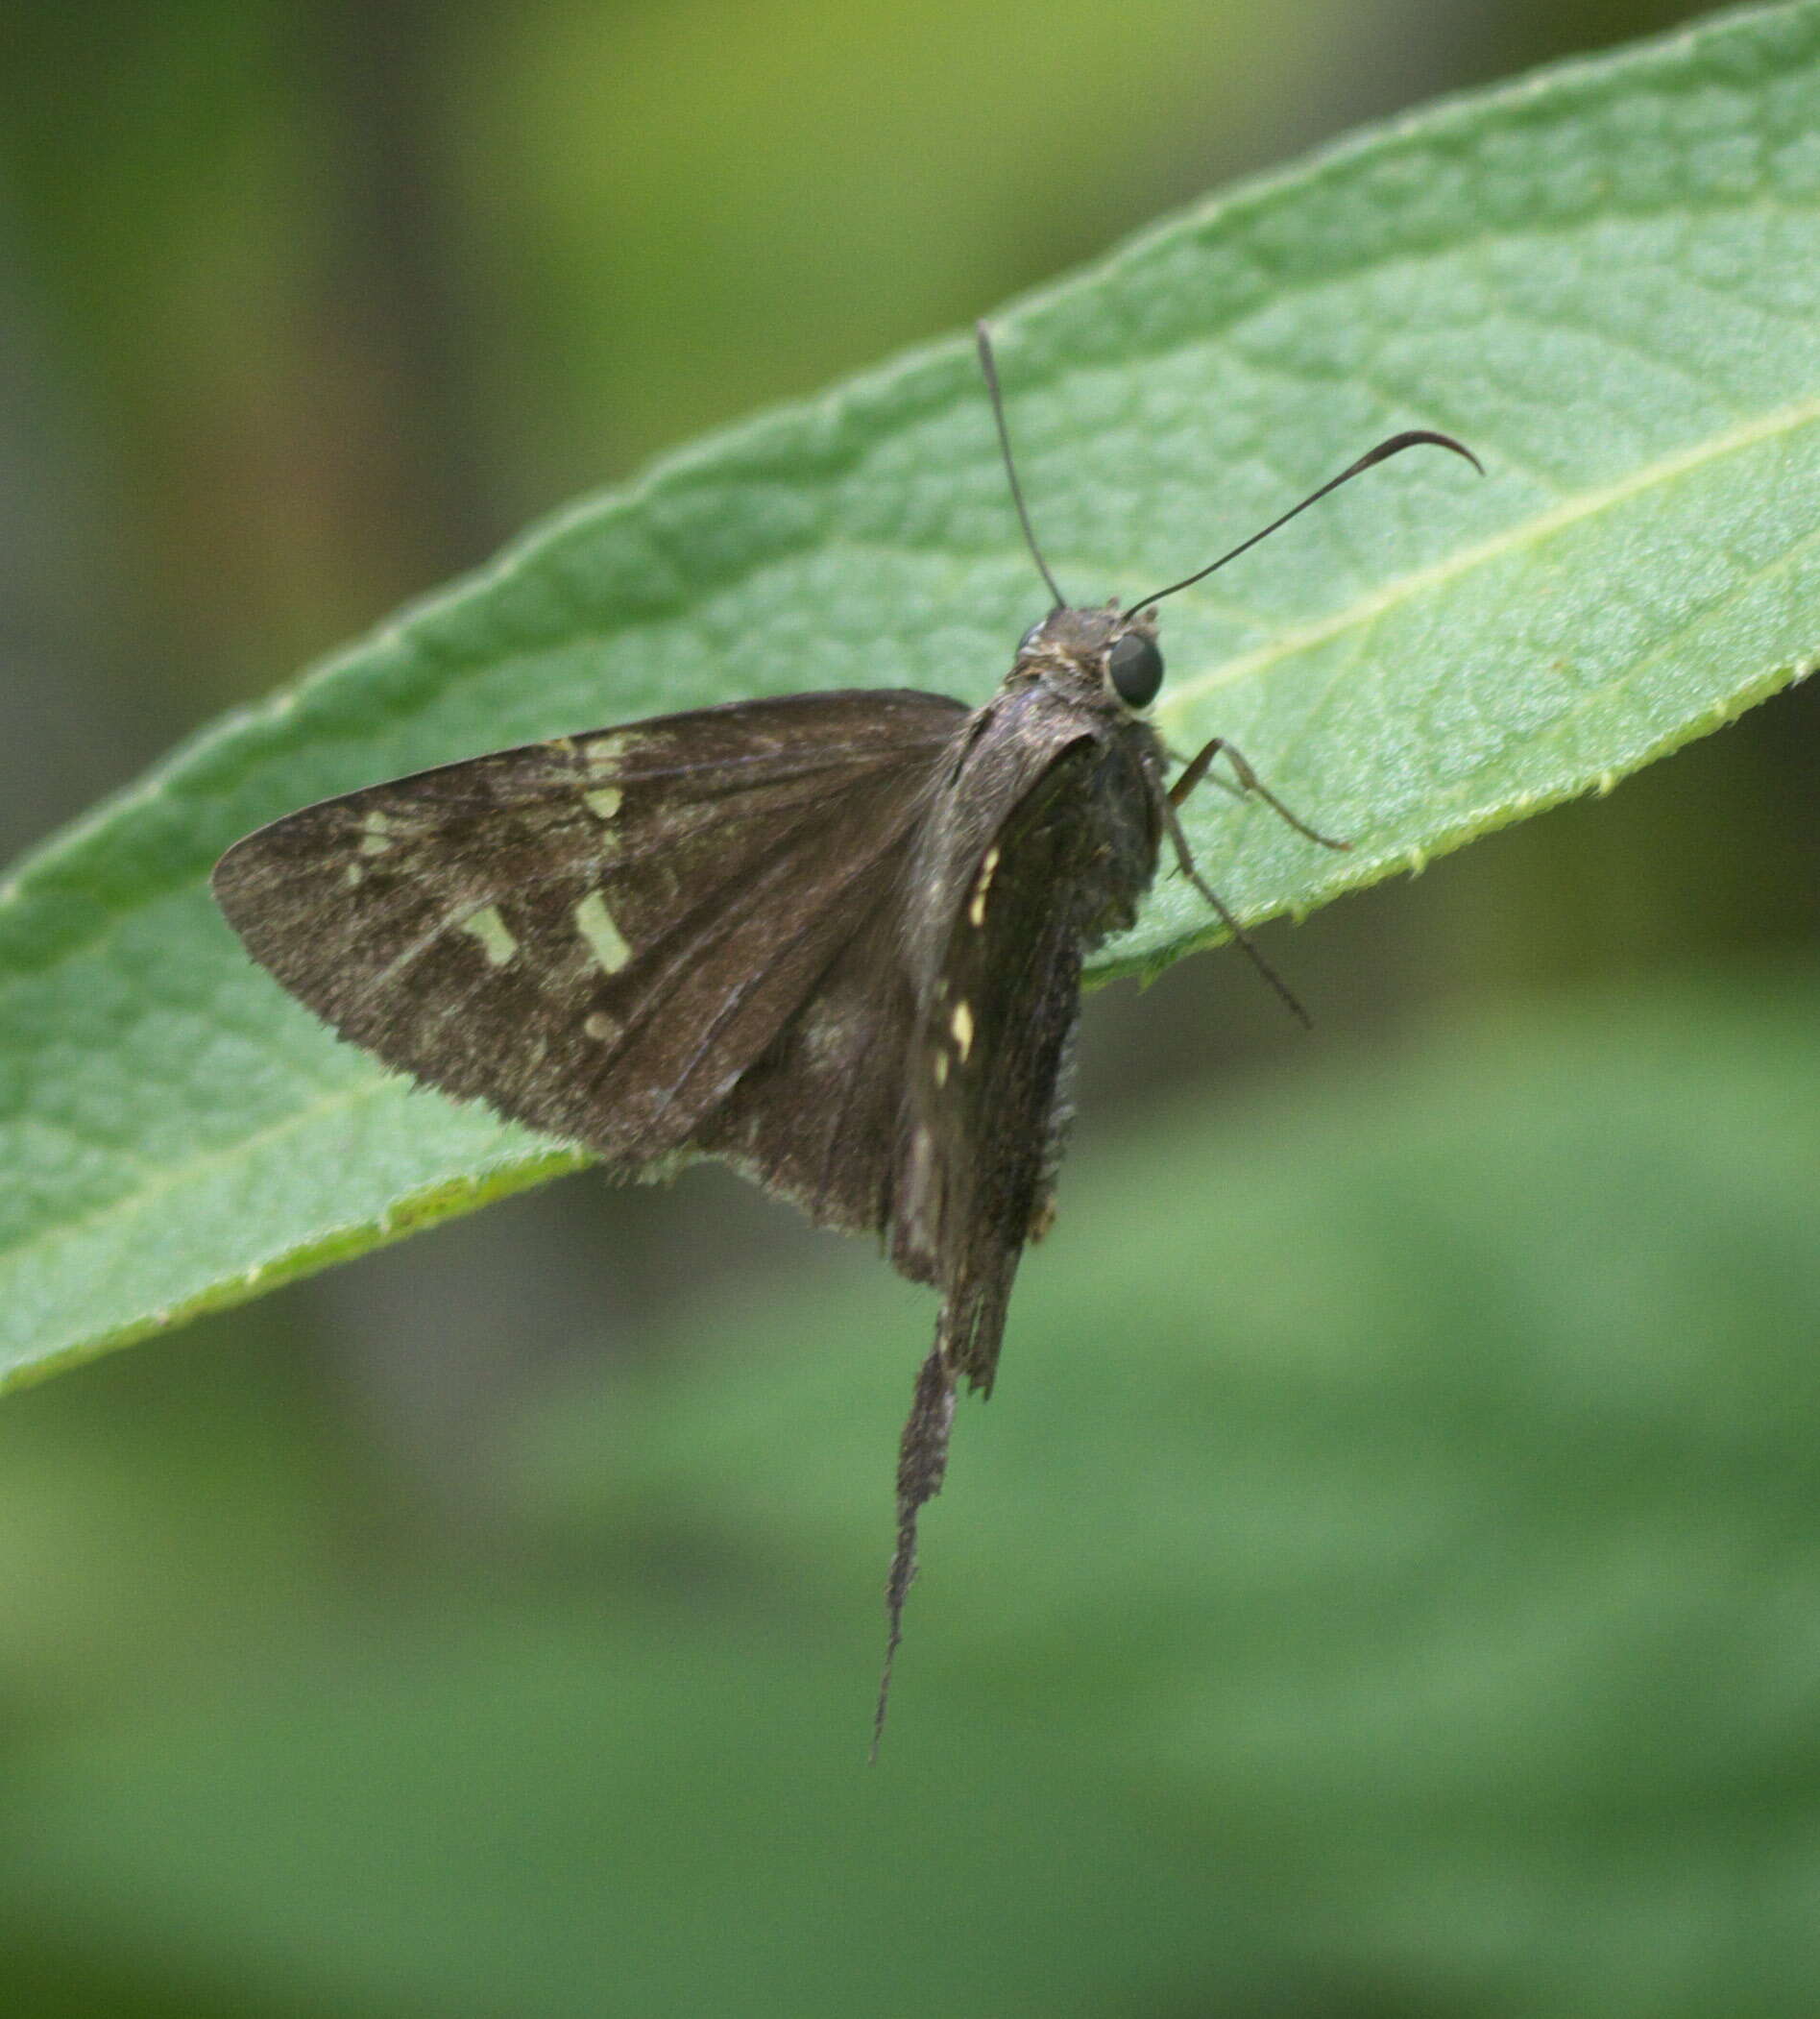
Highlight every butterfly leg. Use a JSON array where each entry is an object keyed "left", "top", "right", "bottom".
[
  {"left": 1153, "top": 784, "right": 1314, "bottom": 1032},
  {"left": 1170, "top": 736, "right": 1350, "bottom": 851}
]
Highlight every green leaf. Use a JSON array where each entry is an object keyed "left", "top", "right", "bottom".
[{"left": 3, "top": 0, "right": 1818, "bottom": 1387}]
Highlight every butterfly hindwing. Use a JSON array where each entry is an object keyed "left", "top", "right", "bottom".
[
  {"left": 870, "top": 683, "right": 1169, "bottom": 1739},
  {"left": 212, "top": 690, "right": 968, "bottom": 1180},
  {"left": 888, "top": 686, "right": 1167, "bottom": 1386},
  {"left": 696, "top": 879, "right": 920, "bottom": 1235}
]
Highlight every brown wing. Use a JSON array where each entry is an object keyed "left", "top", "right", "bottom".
[
  {"left": 886, "top": 689, "right": 1165, "bottom": 1387},
  {"left": 212, "top": 689, "right": 967, "bottom": 1212}
]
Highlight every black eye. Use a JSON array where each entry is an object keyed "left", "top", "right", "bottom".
[{"left": 1106, "top": 632, "right": 1163, "bottom": 707}]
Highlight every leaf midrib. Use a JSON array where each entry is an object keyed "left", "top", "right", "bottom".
[
  {"left": 1155, "top": 384, "right": 1820, "bottom": 731},
  {"left": 0, "top": 1074, "right": 392, "bottom": 1278}
]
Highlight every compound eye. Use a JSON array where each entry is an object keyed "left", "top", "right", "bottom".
[
  {"left": 1106, "top": 631, "right": 1163, "bottom": 708},
  {"left": 1017, "top": 619, "right": 1047, "bottom": 656}
]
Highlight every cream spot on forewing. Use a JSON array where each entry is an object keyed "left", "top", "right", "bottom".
[
  {"left": 967, "top": 846, "right": 1001, "bottom": 927},
  {"left": 934, "top": 1051, "right": 950, "bottom": 1088},
  {"left": 460, "top": 904, "right": 519, "bottom": 967},
  {"left": 950, "top": 1001, "right": 975, "bottom": 1061},
  {"left": 583, "top": 785, "right": 623, "bottom": 821},
  {"left": 583, "top": 1010, "right": 617, "bottom": 1040},
  {"left": 359, "top": 810, "right": 394, "bottom": 855},
  {"left": 344, "top": 863, "right": 365, "bottom": 888},
  {"left": 574, "top": 890, "right": 632, "bottom": 972},
  {"left": 583, "top": 733, "right": 632, "bottom": 771}
]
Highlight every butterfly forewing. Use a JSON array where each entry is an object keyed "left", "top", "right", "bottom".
[{"left": 212, "top": 689, "right": 967, "bottom": 1174}]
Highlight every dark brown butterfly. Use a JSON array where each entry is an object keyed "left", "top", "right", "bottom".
[{"left": 213, "top": 327, "right": 1478, "bottom": 1747}]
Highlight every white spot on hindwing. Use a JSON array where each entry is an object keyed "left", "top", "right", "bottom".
[
  {"left": 934, "top": 1051, "right": 950, "bottom": 1088},
  {"left": 573, "top": 889, "right": 632, "bottom": 972},
  {"left": 967, "top": 846, "right": 1001, "bottom": 927},
  {"left": 583, "top": 1010, "right": 617, "bottom": 1041},
  {"left": 460, "top": 904, "right": 519, "bottom": 966}
]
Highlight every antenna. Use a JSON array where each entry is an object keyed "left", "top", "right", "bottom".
[
  {"left": 1122, "top": 429, "right": 1483, "bottom": 620},
  {"left": 977, "top": 322, "right": 1067, "bottom": 611}
]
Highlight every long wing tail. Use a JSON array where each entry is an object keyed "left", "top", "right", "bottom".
[
  {"left": 870, "top": 1250, "right": 1026, "bottom": 1758},
  {"left": 871, "top": 1344, "right": 956, "bottom": 1760}
]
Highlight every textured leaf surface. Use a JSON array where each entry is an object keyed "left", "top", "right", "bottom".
[{"left": 2, "top": 0, "right": 1818, "bottom": 1384}]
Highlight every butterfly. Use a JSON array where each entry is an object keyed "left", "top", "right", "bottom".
[{"left": 213, "top": 325, "right": 1478, "bottom": 1747}]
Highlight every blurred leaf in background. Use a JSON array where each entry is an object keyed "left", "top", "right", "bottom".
[{"left": 5, "top": 975, "right": 1820, "bottom": 2016}]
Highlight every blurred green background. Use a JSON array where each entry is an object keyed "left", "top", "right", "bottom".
[{"left": 3, "top": 2, "right": 1818, "bottom": 2014}]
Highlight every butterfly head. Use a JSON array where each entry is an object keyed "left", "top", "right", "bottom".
[
  {"left": 976, "top": 316, "right": 1480, "bottom": 731},
  {"left": 1014, "top": 600, "right": 1164, "bottom": 713}
]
